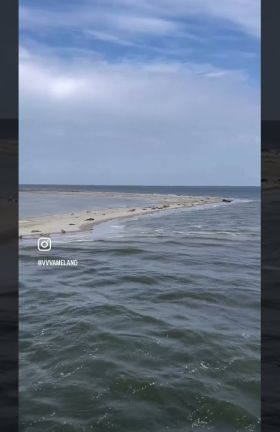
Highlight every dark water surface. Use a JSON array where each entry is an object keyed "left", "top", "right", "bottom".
[{"left": 19, "top": 187, "right": 260, "bottom": 431}]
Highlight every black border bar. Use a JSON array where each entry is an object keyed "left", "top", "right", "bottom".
[
  {"left": 0, "top": 1, "right": 18, "bottom": 431},
  {"left": 262, "top": 0, "right": 280, "bottom": 430}
]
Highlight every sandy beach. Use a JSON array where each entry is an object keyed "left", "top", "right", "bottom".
[{"left": 19, "top": 193, "right": 229, "bottom": 238}]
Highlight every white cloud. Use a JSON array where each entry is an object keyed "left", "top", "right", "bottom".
[
  {"left": 19, "top": 6, "right": 182, "bottom": 39},
  {"left": 189, "top": 0, "right": 260, "bottom": 37},
  {"left": 19, "top": 46, "right": 259, "bottom": 185},
  {"left": 110, "top": 15, "right": 180, "bottom": 35},
  {"left": 114, "top": 0, "right": 260, "bottom": 38},
  {"left": 20, "top": 0, "right": 260, "bottom": 42}
]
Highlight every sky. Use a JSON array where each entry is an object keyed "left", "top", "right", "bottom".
[{"left": 19, "top": 0, "right": 260, "bottom": 186}]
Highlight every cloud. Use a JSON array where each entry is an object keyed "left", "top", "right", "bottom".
[
  {"left": 113, "top": 0, "right": 260, "bottom": 38},
  {"left": 20, "top": 0, "right": 260, "bottom": 43},
  {"left": 19, "top": 46, "right": 259, "bottom": 185},
  {"left": 108, "top": 15, "right": 180, "bottom": 35},
  {"left": 20, "top": 6, "right": 182, "bottom": 39}
]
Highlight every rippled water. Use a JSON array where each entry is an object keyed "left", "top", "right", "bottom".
[{"left": 19, "top": 187, "right": 260, "bottom": 431}]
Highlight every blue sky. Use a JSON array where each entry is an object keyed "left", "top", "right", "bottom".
[{"left": 20, "top": 0, "right": 260, "bottom": 185}]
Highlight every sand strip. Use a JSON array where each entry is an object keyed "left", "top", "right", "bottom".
[{"left": 19, "top": 195, "right": 230, "bottom": 238}]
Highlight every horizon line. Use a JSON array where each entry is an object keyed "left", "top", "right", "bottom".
[{"left": 19, "top": 183, "right": 260, "bottom": 188}]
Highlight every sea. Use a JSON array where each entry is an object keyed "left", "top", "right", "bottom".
[{"left": 19, "top": 186, "right": 260, "bottom": 432}]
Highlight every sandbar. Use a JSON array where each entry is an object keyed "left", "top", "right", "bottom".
[{"left": 19, "top": 194, "right": 229, "bottom": 238}]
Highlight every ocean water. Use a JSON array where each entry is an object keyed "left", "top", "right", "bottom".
[{"left": 19, "top": 186, "right": 260, "bottom": 432}]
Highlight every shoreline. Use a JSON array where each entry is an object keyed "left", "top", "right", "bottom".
[{"left": 19, "top": 194, "right": 231, "bottom": 238}]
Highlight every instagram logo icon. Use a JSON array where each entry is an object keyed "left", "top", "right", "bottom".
[{"left": 38, "top": 237, "right": 52, "bottom": 252}]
